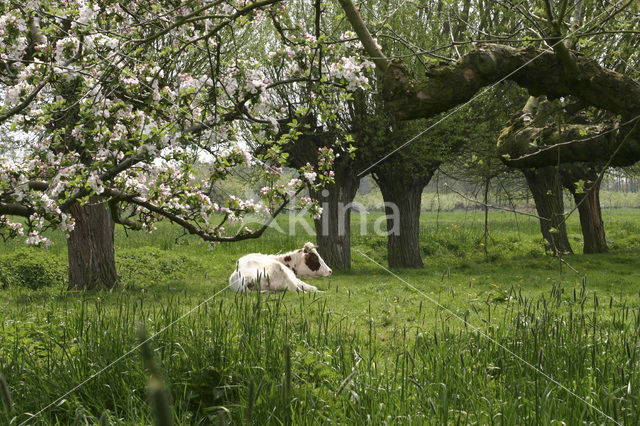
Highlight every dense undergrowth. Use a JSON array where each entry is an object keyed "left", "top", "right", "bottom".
[{"left": 1, "top": 209, "right": 639, "bottom": 424}]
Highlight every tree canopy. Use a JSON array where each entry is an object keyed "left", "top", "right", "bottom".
[
  {"left": 0, "top": 0, "right": 376, "bottom": 248},
  {"left": 1, "top": 0, "right": 638, "bottom": 259},
  {"left": 340, "top": 0, "right": 640, "bottom": 169}
]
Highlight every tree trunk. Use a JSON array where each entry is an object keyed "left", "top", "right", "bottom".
[
  {"left": 522, "top": 167, "right": 573, "bottom": 255},
  {"left": 375, "top": 172, "right": 432, "bottom": 268},
  {"left": 561, "top": 165, "right": 608, "bottom": 254},
  {"left": 67, "top": 197, "right": 118, "bottom": 290},
  {"left": 311, "top": 170, "right": 359, "bottom": 271}
]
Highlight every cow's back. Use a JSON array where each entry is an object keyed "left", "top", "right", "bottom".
[{"left": 229, "top": 253, "right": 278, "bottom": 291}]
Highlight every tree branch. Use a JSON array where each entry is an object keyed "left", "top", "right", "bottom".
[
  {"left": 132, "top": 0, "right": 227, "bottom": 46},
  {"left": 105, "top": 187, "right": 303, "bottom": 242},
  {"left": 108, "top": 199, "right": 142, "bottom": 230},
  {"left": 382, "top": 44, "right": 640, "bottom": 121},
  {"left": 336, "top": 0, "right": 390, "bottom": 72},
  {"left": 0, "top": 204, "right": 34, "bottom": 217},
  {"left": 0, "top": 37, "right": 83, "bottom": 123},
  {"left": 498, "top": 111, "right": 640, "bottom": 168},
  {"left": 174, "top": 0, "right": 282, "bottom": 56}
]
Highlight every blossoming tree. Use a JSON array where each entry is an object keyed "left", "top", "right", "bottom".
[
  {"left": 0, "top": 0, "right": 369, "bottom": 289},
  {"left": 254, "top": 1, "right": 373, "bottom": 271}
]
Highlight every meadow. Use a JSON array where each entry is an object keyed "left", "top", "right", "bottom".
[{"left": 1, "top": 208, "right": 640, "bottom": 424}]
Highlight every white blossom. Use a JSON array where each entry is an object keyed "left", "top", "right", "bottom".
[{"left": 304, "top": 172, "right": 317, "bottom": 184}]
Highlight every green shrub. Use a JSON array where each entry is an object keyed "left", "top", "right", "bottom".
[
  {"left": 0, "top": 248, "right": 67, "bottom": 290},
  {"left": 117, "top": 246, "right": 205, "bottom": 288},
  {"left": 0, "top": 265, "right": 11, "bottom": 289}
]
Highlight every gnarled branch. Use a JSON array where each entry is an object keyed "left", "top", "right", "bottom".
[
  {"left": 382, "top": 44, "right": 640, "bottom": 121},
  {"left": 497, "top": 101, "right": 640, "bottom": 168}
]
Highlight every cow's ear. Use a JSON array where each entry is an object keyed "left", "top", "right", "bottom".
[{"left": 303, "top": 241, "right": 315, "bottom": 253}]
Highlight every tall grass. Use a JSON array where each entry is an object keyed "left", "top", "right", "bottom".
[
  {"left": 1, "top": 210, "right": 639, "bottom": 424},
  {"left": 1, "top": 280, "right": 639, "bottom": 424}
]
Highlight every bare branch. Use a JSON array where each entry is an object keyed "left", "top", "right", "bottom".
[
  {"left": 108, "top": 199, "right": 142, "bottom": 230},
  {"left": 174, "top": 0, "right": 282, "bottom": 56}
]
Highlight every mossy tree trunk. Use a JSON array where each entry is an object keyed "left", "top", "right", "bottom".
[
  {"left": 561, "top": 165, "right": 608, "bottom": 254},
  {"left": 374, "top": 170, "right": 433, "bottom": 269},
  {"left": 522, "top": 167, "right": 573, "bottom": 255}
]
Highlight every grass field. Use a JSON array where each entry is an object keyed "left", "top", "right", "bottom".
[{"left": 1, "top": 208, "right": 640, "bottom": 424}]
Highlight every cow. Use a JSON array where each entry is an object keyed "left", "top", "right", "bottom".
[{"left": 228, "top": 242, "right": 332, "bottom": 292}]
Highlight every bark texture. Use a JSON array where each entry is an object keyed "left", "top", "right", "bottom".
[
  {"left": 67, "top": 197, "right": 118, "bottom": 290},
  {"left": 560, "top": 165, "right": 608, "bottom": 254},
  {"left": 378, "top": 44, "right": 640, "bottom": 169},
  {"left": 522, "top": 167, "right": 573, "bottom": 255},
  {"left": 310, "top": 168, "right": 359, "bottom": 270},
  {"left": 497, "top": 107, "right": 640, "bottom": 168},
  {"left": 374, "top": 170, "right": 432, "bottom": 268},
  {"left": 382, "top": 45, "right": 640, "bottom": 122}
]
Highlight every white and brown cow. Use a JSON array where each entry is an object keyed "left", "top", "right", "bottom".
[{"left": 229, "top": 242, "right": 332, "bottom": 292}]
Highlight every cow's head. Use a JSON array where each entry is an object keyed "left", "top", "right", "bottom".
[{"left": 286, "top": 242, "right": 332, "bottom": 278}]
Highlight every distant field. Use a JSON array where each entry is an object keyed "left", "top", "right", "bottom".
[
  {"left": 354, "top": 187, "right": 640, "bottom": 212},
  {"left": 1, "top": 209, "right": 639, "bottom": 424}
]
